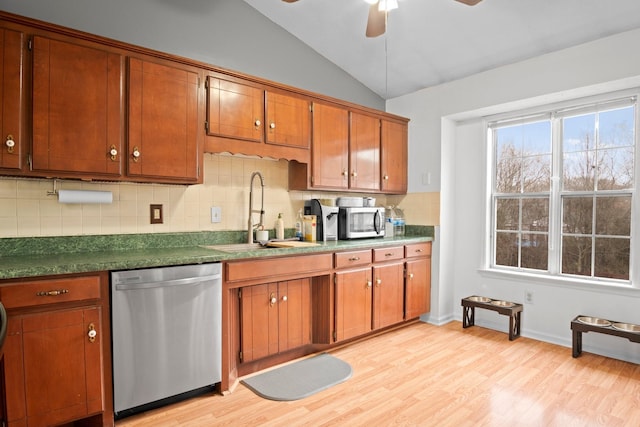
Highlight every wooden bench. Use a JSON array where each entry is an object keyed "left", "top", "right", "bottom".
[
  {"left": 461, "top": 296, "right": 523, "bottom": 341},
  {"left": 571, "top": 315, "right": 640, "bottom": 358}
]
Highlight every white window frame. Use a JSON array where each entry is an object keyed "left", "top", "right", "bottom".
[{"left": 485, "top": 90, "right": 639, "bottom": 289}]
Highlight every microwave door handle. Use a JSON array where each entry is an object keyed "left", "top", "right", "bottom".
[{"left": 374, "top": 211, "right": 382, "bottom": 234}]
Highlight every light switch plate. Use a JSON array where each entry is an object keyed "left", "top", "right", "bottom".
[{"left": 211, "top": 207, "right": 221, "bottom": 223}]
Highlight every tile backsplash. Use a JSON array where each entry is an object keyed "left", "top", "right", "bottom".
[{"left": 0, "top": 153, "right": 439, "bottom": 238}]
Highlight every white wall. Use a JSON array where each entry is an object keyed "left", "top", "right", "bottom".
[{"left": 388, "top": 28, "right": 640, "bottom": 363}]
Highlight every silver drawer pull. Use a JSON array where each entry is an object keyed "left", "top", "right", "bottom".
[
  {"left": 36, "top": 289, "right": 69, "bottom": 297},
  {"left": 348, "top": 257, "right": 360, "bottom": 261},
  {"left": 385, "top": 253, "right": 394, "bottom": 257}
]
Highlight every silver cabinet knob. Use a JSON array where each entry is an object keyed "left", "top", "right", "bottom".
[
  {"left": 282, "top": 295, "right": 288, "bottom": 302},
  {"left": 255, "top": 119, "right": 261, "bottom": 127},
  {"left": 269, "top": 122, "right": 276, "bottom": 129}
]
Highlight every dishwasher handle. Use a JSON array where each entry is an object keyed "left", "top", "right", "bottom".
[{"left": 115, "top": 273, "right": 221, "bottom": 291}]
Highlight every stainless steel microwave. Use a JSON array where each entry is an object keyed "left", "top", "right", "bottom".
[{"left": 338, "top": 207, "right": 385, "bottom": 239}]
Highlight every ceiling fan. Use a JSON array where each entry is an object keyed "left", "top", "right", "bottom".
[{"left": 282, "top": 0, "right": 483, "bottom": 38}]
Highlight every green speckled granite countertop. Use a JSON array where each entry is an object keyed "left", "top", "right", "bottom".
[{"left": 0, "top": 227, "right": 433, "bottom": 280}]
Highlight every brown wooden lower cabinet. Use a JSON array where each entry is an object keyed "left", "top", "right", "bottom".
[
  {"left": 240, "top": 278, "right": 311, "bottom": 363},
  {"left": 372, "top": 261, "right": 405, "bottom": 330},
  {"left": 334, "top": 267, "right": 373, "bottom": 342},
  {"left": 405, "top": 242, "right": 432, "bottom": 319},
  {"left": 0, "top": 273, "right": 112, "bottom": 427}
]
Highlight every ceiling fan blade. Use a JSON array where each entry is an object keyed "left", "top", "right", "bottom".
[
  {"left": 454, "top": 0, "right": 482, "bottom": 5},
  {"left": 366, "top": 3, "right": 386, "bottom": 38}
]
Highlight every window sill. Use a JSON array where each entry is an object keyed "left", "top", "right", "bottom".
[{"left": 478, "top": 268, "right": 640, "bottom": 297}]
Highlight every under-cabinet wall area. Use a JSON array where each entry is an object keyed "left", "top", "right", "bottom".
[{"left": 0, "top": 156, "right": 441, "bottom": 237}]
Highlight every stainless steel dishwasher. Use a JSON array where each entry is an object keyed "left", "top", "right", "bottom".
[{"left": 111, "top": 263, "right": 221, "bottom": 418}]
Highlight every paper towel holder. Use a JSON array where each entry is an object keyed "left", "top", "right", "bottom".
[{"left": 47, "top": 179, "right": 59, "bottom": 197}]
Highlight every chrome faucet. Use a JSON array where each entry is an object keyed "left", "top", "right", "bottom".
[{"left": 247, "top": 171, "right": 265, "bottom": 243}]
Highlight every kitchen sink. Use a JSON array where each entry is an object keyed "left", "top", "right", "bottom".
[{"left": 200, "top": 243, "right": 271, "bottom": 253}]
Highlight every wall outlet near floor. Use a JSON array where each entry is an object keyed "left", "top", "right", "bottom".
[
  {"left": 211, "top": 207, "right": 221, "bottom": 223},
  {"left": 525, "top": 290, "right": 534, "bottom": 304}
]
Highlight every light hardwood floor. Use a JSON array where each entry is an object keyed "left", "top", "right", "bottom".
[{"left": 115, "top": 321, "right": 640, "bottom": 427}]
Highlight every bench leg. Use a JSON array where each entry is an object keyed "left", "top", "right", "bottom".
[
  {"left": 508, "top": 311, "right": 521, "bottom": 340},
  {"left": 462, "top": 305, "right": 475, "bottom": 328},
  {"left": 572, "top": 329, "right": 582, "bottom": 358}
]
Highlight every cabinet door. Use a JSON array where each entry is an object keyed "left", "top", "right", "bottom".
[
  {"left": 334, "top": 268, "right": 372, "bottom": 341},
  {"left": 19, "top": 307, "right": 103, "bottom": 427},
  {"left": 381, "top": 119, "right": 408, "bottom": 194},
  {"left": 206, "top": 76, "right": 264, "bottom": 143},
  {"left": 240, "top": 283, "right": 278, "bottom": 362},
  {"left": 372, "top": 262, "right": 405, "bottom": 330},
  {"left": 349, "top": 112, "right": 380, "bottom": 191},
  {"left": 128, "top": 57, "right": 200, "bottom": 182},
  {"left": 311, "top": 102, "right": 349, "bottom": 189},
  {"left": 266, "top": 92, "right": 310, "bottom": 149},
  {"left": 405, "top": 257, "right": 431, "bottom": 319},
  {"left": 277, "top": 278, "right": 311, "bottom": 353},
  {"left": 31, "top": 36, "right": 124, "bottom": 177},
  {"left": 0, "top": 28, "right": 26, "bottom": 171}
]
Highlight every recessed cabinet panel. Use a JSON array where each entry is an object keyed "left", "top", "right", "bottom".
[
  {"left": 128, "top": 57, "right": 200, "bottom": 182},
  {"left": 372, "top": 262, "right": 405, "bottom": 329},
  {"left": 31, "top": 36, "right": 124, "bottom": 177},
  {"left": 311, "top": 102, "right": 349, "bottom": 189},
  {"left": 349, "top": 112, "right": 380, "bottom": 191},
  {"left": 266, "top": 92, "right": 310, "bottom": 149},
  {"left": 207, "top": 77, "right": 264, "bottom": 143},
  {"left": 334, "top": 268, "right": 372, "bottom": 341},
  {"left": 405, "top": 257, "right": 431, "bottom": 319},
  {"left": 0, "top": 28, "right": 26, "bottom": 171},
  {"left": 381, "top": 119, "right": 408, "bottom": 194}
]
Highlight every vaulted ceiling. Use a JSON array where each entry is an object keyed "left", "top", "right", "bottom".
[{"left": 243, "top": 0, "right": 640, "bottom": 100}]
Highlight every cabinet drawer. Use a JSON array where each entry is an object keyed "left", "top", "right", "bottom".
[
  {"left": 0, "top": 276, "right": 101, "bottom": 309},
  {"left": 405, "top": 242, "right": 432, "bottom": 258},
  {"left": 372, "top": 246, "right": 404, "bottom": 263},
  {"left": 226, "top": 253, "right": 332, "bottom": 283},
  {"left": 334, "top": 249, "right": 372, "bottom": 269}
]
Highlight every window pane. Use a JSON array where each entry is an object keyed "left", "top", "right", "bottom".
[
  {"left": 563, "top": 197, "right": 593, "bottom": 234},
  {"left": 596, "top": 147, "right": 634, "bottom": 190},
  {"left": 599, "top": 106, "right": 634, "bottom": 149},
  {"left": 595, "top": 196, "right": 631, "bottom": 236},
  {"left": 521, "top": 234, "right": 548, "bottom": 270},
  {"left": 563, "top": 113, "right": 595, "bottom": 153},
  {"left": 522, "top": 154, "right": 551, "bottom": 192},
  {"left": 594, "top": 237, "right": 629, "bottom": 280},
  {"left": 496, "top": 198, "right": 519, "bottom": 230},
  {"left": 496, "top": 154, "right": 522, "bottom": 193},
  {"left": 522, "top": 198, "right": 548, "bottom": 232},
  {"left": 522, "top": 121, "right": 551, "bottom": 155},
  {"left": 495, "top": 232, "right": 518, "bottom": 267},
  {"left": 562, "top": 236, "right": 592, "bottom": 276},
  {"left": 563, "top": 151, "right": 596, "bottom": 191}
]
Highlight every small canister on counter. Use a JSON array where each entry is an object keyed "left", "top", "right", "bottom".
[{"left": 303, "top": 215, "right": 317, "bottom": 242}]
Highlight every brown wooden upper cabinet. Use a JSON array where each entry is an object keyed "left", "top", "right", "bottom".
[
  {"left": 205, "top": 74, "right": 311, "bottom": 162},
  {"left": 128, "top": 57, "right": 201, "bottom": 183},
  {"left": 349, "top": 111, "right": 380, "bottom": 192},
  {"left": 290, "top": 103, "right": 394, "bottom": 193},
  {"left": 31, "top": 35, "right": 125, "bottom": 179},
  {"left": 308, "top": 102, "right": 349, "bottom": 189},
  {"left": 381, "top": 119, "right": 408, "bottom": 194},
  {"left": 0, "top": 28, "right": 27, "bottom": 172}
]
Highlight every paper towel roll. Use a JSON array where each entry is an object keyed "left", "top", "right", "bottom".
[{"left": 58, "top": 190, "right": 113, "bottom": 204}]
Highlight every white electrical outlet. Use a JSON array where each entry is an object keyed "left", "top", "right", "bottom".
[
  {"left": 211, "top": 207, "right": 221, "bottom": 223},
  {"left": 525, "top": 290, "right": 534, "bottom": 304}
]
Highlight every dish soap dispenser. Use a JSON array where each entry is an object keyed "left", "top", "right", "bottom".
[
  {"left": 276, "top": 213, "right": 285, "bottom": 240},
  {"left": 295, "top": 209, "right": 303, "bottom": 241}
]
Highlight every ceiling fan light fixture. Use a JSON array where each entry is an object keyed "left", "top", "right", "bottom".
[
  {"left": 378, "top": 0, "right": 398, "bottom": 12},
  {"left": 363, "top": 0, "right": 378, "bottom": 4}
]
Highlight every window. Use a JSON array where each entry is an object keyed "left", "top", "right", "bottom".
[{"left": 489, "top": 95, "right": 636, "bottom": 283}]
